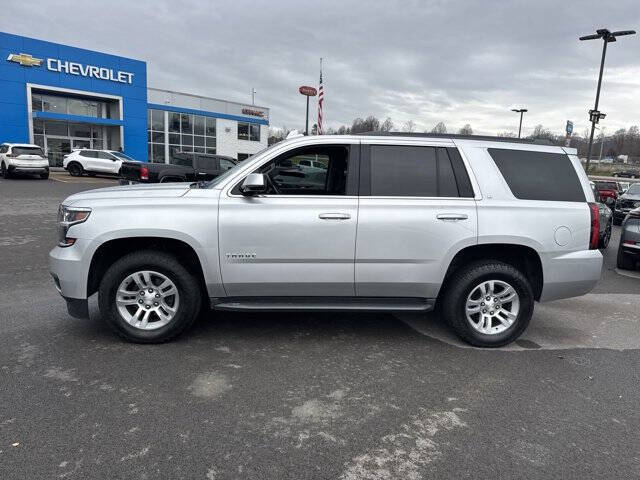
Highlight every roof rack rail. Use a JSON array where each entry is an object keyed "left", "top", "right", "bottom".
[{"left": 356, "top": 131, "right": 556, "bottom": 145}]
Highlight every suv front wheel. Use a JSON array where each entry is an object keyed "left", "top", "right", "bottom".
[
  {"left": 98, "top": 251, "right": 202, "bottom": 343},
  {"left": 441, "top": 261, "right": 534, "bottom": 347}
]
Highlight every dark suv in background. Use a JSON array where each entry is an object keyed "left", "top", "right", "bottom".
[{"left": 119, "top": 152, "right": 237, "bottom": 184}]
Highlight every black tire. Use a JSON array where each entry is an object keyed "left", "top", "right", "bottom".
[
  {"left": 598, "top": 220, "right": 612, "bottom": 249},
  {"left": 617, "top": 244, "right": 637, "bottom": 270},
  {"left": 67, "top": 162, "right": 83, "bottom": 177},
  {"left": 98, "top": 250, "right": 202, "bottom": 343},
  {"left": 1, "top": 162, "right": 10, "bottom": 179},
  {"left": 40, "top": 170, "right": 49, "bottom": 180},
  {"left": 613, "top": 216, "right": 622, "bottom": 226},
  {"left": 440, "top": 261, "right": 534, "bottom": 347}
]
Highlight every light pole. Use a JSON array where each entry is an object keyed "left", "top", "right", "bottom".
[
  {"left": 580, "top": 28, "right": 635, "bottom": 173},
  {"left": 251, "top": 88, "right": 256, "bottom": 105},
  {"left": 511, "top": 108, "right": 527, "bottom": 138}
]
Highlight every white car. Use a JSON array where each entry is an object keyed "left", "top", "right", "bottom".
[
  {"left": 0, "top": 143, "right": 49, "bottom": 179},
  {"left": 63, "top": 149, "right": 137, "bottom": 177}
]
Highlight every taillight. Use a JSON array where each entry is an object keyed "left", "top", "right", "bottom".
[
  {"left": 588, "top": 202, "right": 599, "bottom": 250},
  {"left": 140, "top": 165, "right": 149, "bottom": 181}
]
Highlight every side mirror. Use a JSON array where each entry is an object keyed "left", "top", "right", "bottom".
[{"left": 240, "top": 173, "right": 268, "bottom": 195}]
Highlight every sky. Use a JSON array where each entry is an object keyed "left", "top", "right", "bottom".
[{"left": 2, "top": 0, "right": 639, "bottom": 136}]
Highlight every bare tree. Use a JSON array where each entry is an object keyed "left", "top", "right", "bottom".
[
  {"left": 431, "top": 122, "right": 447, "bottom": 134},
  {"left": 403, "top": 120, "right": 416, "bottom": 132},
  {"left": 380, "top": 117, "right": 394, "bottom": 132},
  {"left": 458, "top": 124, "right": 473, "bottom": 135}
]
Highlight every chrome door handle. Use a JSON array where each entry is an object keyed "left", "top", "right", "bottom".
[
  {"left": 437, "top": 213, "right": 468, "bottom": 221},
  {"left": 319, "top": 213, "right": 351, "bottom": 220}
]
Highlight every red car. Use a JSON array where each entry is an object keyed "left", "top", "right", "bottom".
[{"left": 593, "top": 180, "right": 619, "bottom": 206}]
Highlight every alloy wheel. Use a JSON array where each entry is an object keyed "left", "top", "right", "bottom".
[
  {"left": 465, "top": 280, "right": 520, "bottom": 335},
  {"left": 115, "top": 270, "right": 180, "bottom": 330}
]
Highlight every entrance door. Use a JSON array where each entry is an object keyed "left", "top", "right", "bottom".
[
  {"left": 46, "top": 138, "right": 71, "bottom": 167},
  {"left": 218, "top": 143, "right": 359, "bottom": 297}
]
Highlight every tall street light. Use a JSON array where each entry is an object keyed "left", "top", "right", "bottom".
[
  {"left": 580, "top": 28, "right": 635, "bottom": 174},
  {"left": 511, "top": 108, "right": 527, "bottom": 138}
]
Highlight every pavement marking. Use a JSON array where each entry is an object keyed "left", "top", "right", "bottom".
[
  {"left": 615, "top": 268, "right": 640, "bottom": 280},
  {"left": 396, "top": 293, "right": 640, "bottom": 351}
]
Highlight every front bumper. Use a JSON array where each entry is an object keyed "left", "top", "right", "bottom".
[
  {"left": 49, "top": 240, "right": 91, "bottom": 299},
  {"left": 539, "top": 249, "right": 603, "bottom": 302}
]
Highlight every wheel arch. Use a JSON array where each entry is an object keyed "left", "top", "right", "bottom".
[
  {"left": 87, "top": 236, "right": 209, "bottom": 298},
  {"left": 440, "top": 243, "right": 544, "bottom": 301}
]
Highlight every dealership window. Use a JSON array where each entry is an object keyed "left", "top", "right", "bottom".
[
  {"left": 31, "top": 93, "right": 109, "bottom": 119},
  {"left": 147, "top": 109, "right": 166, "bottom": 163},
  {"left": 167, "top": 112, "right": 216, "bottom": 163},
  {"left": 238, "top": 122, "right": 260, "bottom": 142}
]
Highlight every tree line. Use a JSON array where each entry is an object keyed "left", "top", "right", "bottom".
[{"left": 268, "top": 116, "right": 640, "bottom": 162}]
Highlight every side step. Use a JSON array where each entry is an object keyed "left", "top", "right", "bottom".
[{"left": 210, "top": 296, "right": 434, "bottom": 312}]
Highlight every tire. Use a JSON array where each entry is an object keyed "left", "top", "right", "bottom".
[
  {"left": 67, "top": 162, "right": 83, "bottom": 177},
  {"left": 40, "top": 170, "right": 49, "bottom": 180},
  {"left": 613, "top": 216, "right": 622, "bottom": 226},
  {"left": 440, "top": 261, "right": 534, "bottom": 348},
  {"left": 617, "top": 244, "right": 637, "bottom": 270},
  {"left": 98, "top": 250, "right": 202, "bottom": 343},
  {"left": 1, "top": 162, "right": 10, "bottom": 179},
  {"left": 598, "top": 220, "right": 612, "bottom": 249}
]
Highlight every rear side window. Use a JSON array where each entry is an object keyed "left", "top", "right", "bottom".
[
  {"left": 80, "top": 150, "right": 98, "bottom": 158},
  {"left": 367, "top": 145, "right": 474, "bottom": 197},
  {"left": 488, "top": 148, "right": 585, "bottom": 202}
]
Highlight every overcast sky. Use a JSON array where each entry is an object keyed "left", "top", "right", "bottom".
[{"left": 2, "top": 0, "right": 639, "bottom": 136}]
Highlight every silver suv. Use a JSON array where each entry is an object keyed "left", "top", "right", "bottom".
[{"left": 50, "top": 134, "right": 603, "bottom": 347}]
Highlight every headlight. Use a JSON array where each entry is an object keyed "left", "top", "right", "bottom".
[{"left": 57, "top": 205, "right": 91, "bottom": 247}]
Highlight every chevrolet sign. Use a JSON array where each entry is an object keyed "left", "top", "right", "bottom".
[
  {"left": 7, "top": 53, "right": 43, "bottom": 67},
  {"left": 7, "top": 52, "right": 134, "bottom": 84},
  {"left": 47, "top": 59, "right": 134, "bottom": 84}
]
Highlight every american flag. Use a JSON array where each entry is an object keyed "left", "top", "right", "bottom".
[{"left": 317, "top": 58, "right": 324, "bottom": 135}]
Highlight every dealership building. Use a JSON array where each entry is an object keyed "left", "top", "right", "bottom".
[{"left": 0, "top": 32, "right": 269, "bottom": 165}]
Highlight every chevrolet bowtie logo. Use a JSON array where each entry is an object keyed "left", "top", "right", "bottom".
[{"left": 7, "top": 53, "right": 43, "bottom": 67}]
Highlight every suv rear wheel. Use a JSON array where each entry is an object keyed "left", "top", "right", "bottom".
[
  {"left": 617, "top": 245, "right": 636, "bottom": 270},
  {"left": 1, "top": 162, "right": 10, "bottom": 179},
  {"left": 441, "top": 261, "right": 534, "bottom": 347},
  {"left": 67, "top": 162, "right": 83, "bottom": 177},
  {"left": 98, "top": 251, "right": 202, "bottom": 343}
]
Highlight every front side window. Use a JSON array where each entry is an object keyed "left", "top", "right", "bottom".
[{"left": 238, "top": 145, "right": 350, "bottom": 195}]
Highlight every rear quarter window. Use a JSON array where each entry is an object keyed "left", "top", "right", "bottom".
[{"left": 488, "top": 148, "right": 585, "bottom": 202}]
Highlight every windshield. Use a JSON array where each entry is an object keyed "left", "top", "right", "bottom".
[
  {"left": 626, "top": 183, "right": 640, "bottom": 195},
  {"left": 111, "top": 151, "right": 134, "bottom": 161},
  {"left": 203, "top": 145, "right": 274, "bottom": 188}
]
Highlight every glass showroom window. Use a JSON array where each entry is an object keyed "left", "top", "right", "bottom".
[
  {"left": 31, "top": 93, "right": 109, "bottom": 118},
  {"left": 238, "top": 122, "right": 260, "bottom": 142},
  {"left": 168, "top": 112, "right": 216, "bottom": 163},
  {"left": 147, "top": 109, "right": 166, "bottom": 163}
]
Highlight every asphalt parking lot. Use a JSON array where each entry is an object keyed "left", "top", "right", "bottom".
[{"left": 1, "top": 174, "right": 639, "bottom": 479}]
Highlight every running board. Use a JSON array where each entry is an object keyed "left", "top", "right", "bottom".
[{"left": 210, "top": 297, "right": 434, "bottom": 312}]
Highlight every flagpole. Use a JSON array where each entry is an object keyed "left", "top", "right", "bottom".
[{"left": 318, "top": 57, "right": 323, "bottom": 135}]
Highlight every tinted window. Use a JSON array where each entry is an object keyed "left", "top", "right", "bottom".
[
  {"left": 97, "top": 151, "right": 115, "bottom": 160},
  {"left": 436, "top": 148, "right": 459, "bottom": 197},
  {"left": 197, "top": 157, "right": 217, "bottom": 170},
  {"left": 488, "top": 148, "right": 585, "bottom": 202},
  {"left": 220, "top": 159, "right": 235, "bottom": 170},
  {"left": 370, "top": 146, "right": 438, "bottom": 197},
  {"left": 12, "top": 146, "right": 45, "bottom": 157},
  {"left": 170, "top": 156, "right": 193, "bottom": 167},
  {"left": 594, "top": 181, "right": 617, "bottom": 190},
  {"left": 79, "top": 150, "right": 98, "bottom": 158}
]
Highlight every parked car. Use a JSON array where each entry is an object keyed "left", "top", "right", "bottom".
[
  {"left": 593, "top": 180, "right": 619, "bottom": 207},
  {"left": 119, "top": 152, "right": 237, "bottom": 184},
  {"left": 617, "top": 181, "right": 630, "bottom": 194},
  {"left": 590, "top": 182, "right": 613, "bottom": 248},
  {"left": 0, "top": 143, "right": 49, "bottom": 179},
  {"left": 63, "top": 149, "right": 137, "bottom": 177},
  {"left": 50, "top": 135, "right": 602, "bottom": 347},
  {"left": 613, "top": 168, "right": 639, "bottom": 179},
  {"left": 617, "top": 207, "right": 640, "bottom": 270},
  {"left": 613, "top": 182, "right": 640, "bottom": 225}
]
